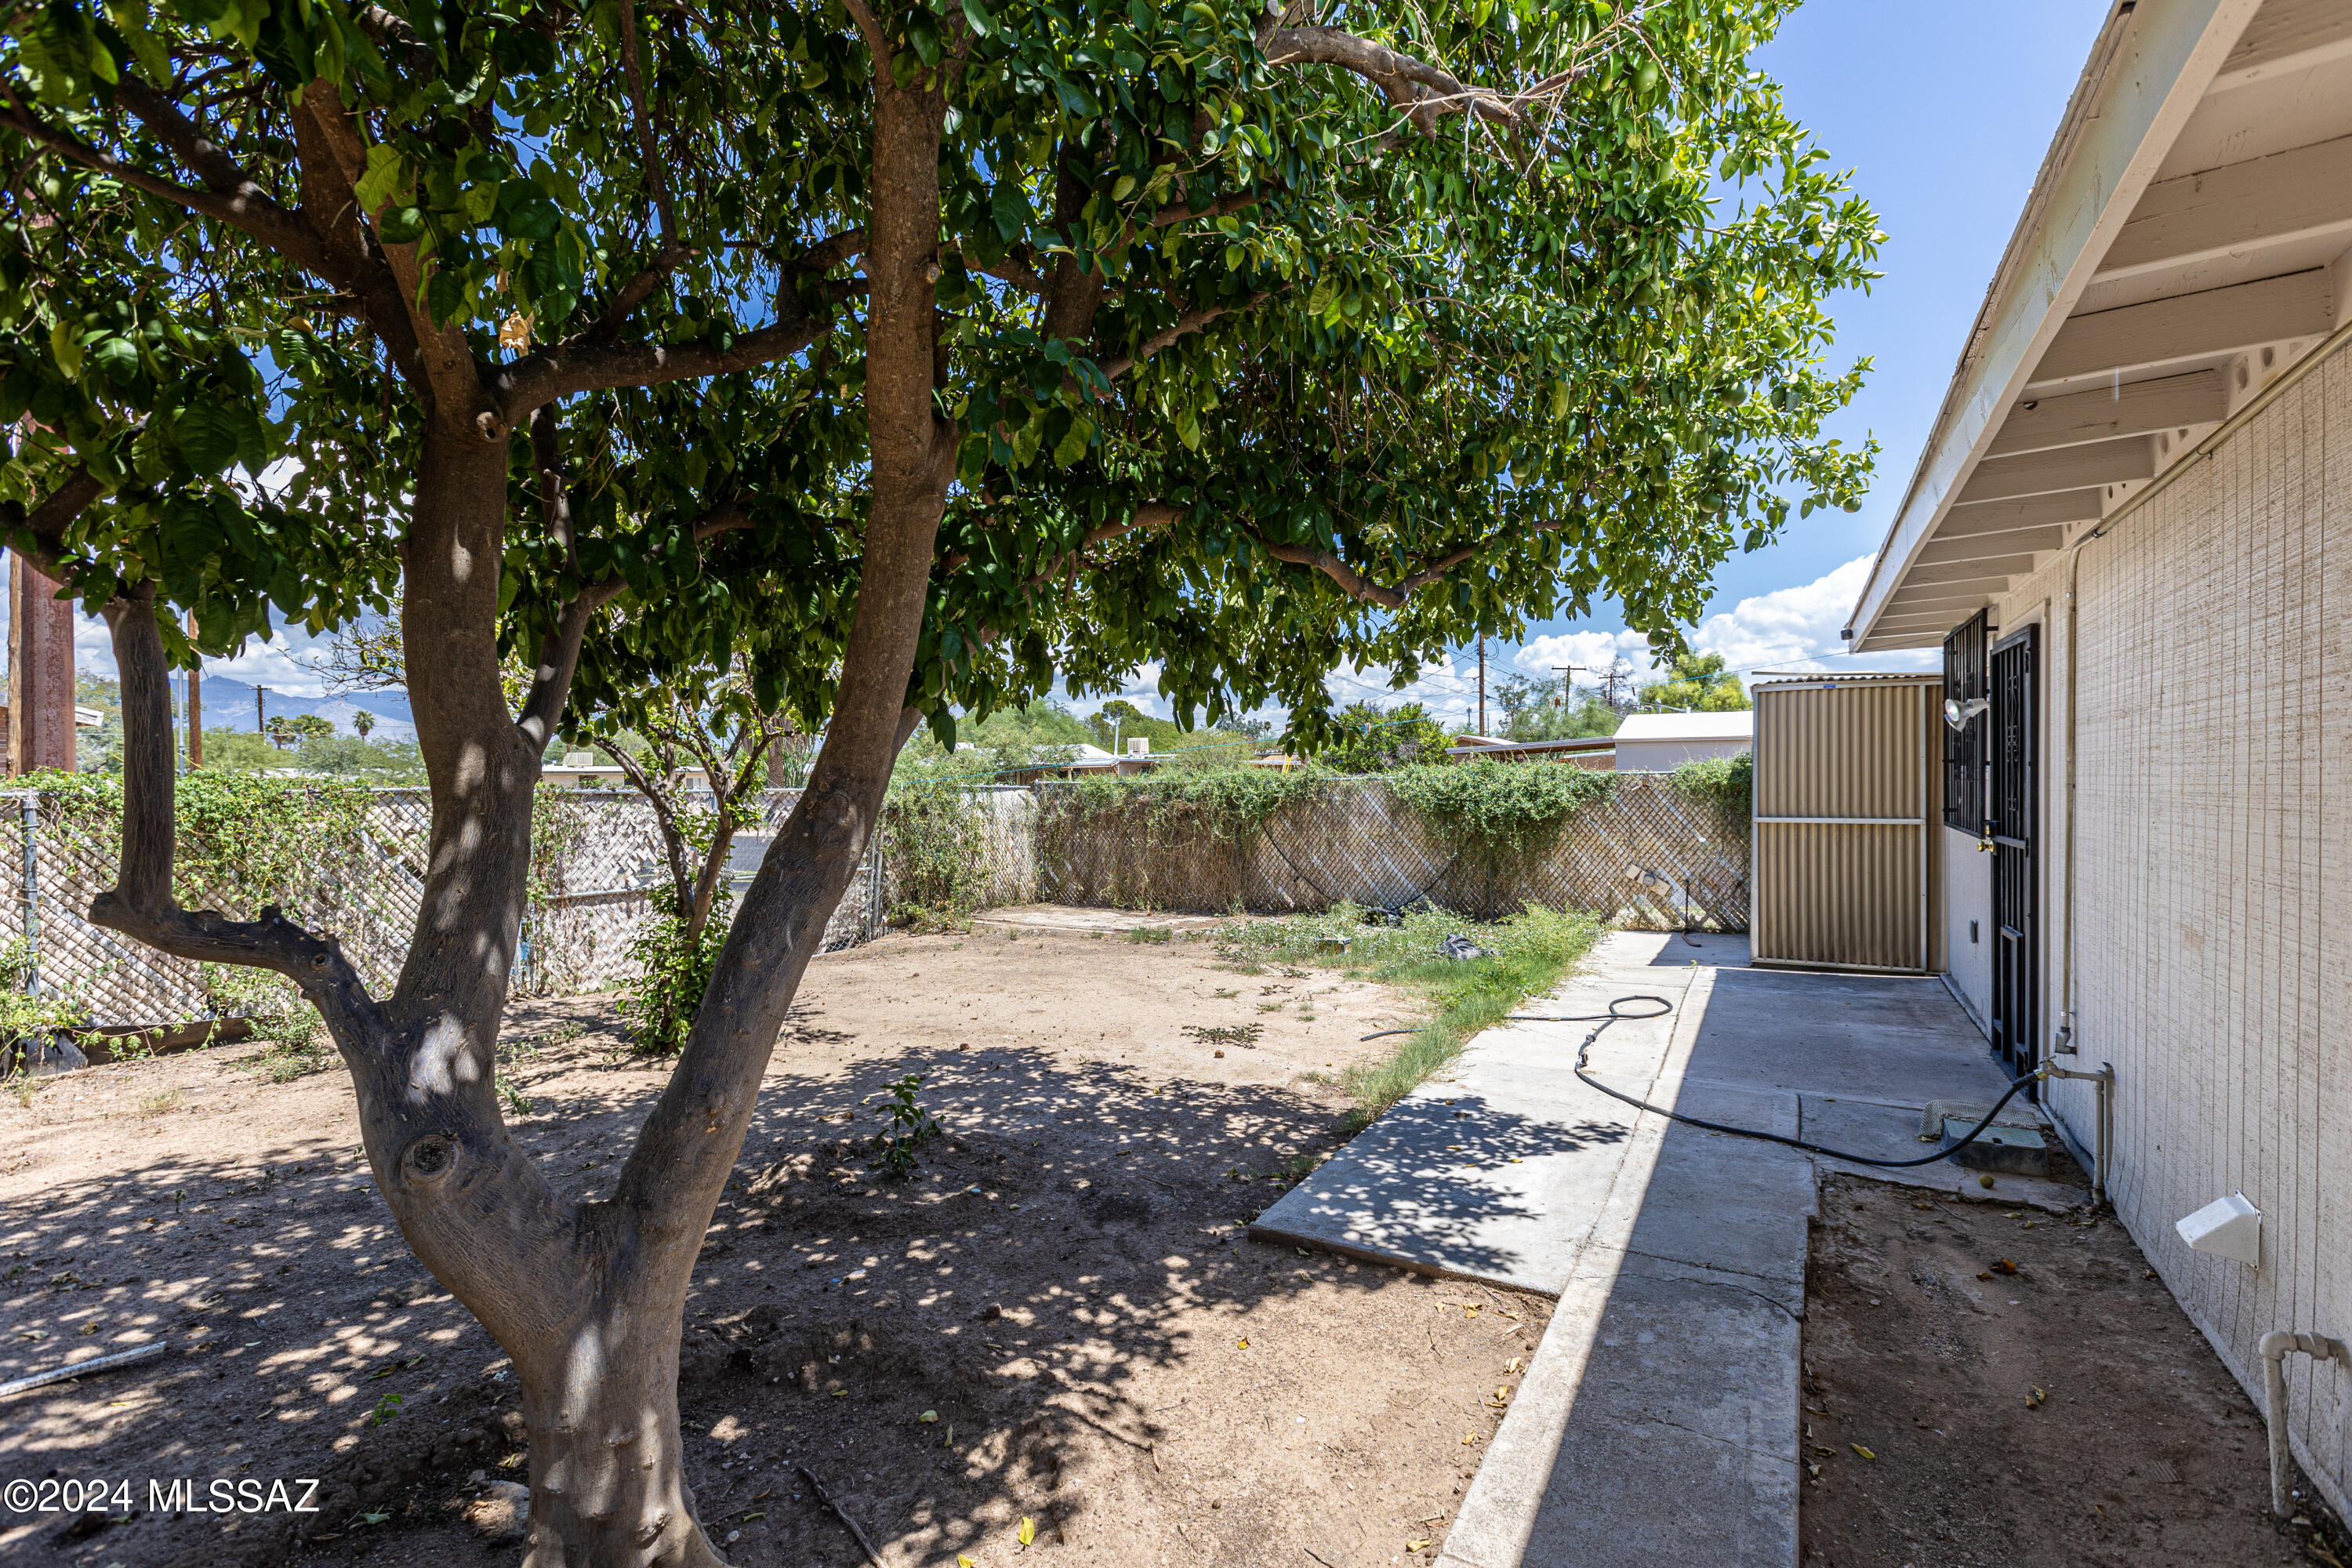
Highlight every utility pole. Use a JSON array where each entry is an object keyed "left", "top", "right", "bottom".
[
  {"left": 1552, "top": 664, "right": 1587, "bottom": 709},
  {"left": 256, "top": 684, "right": 267, "bottom": 743},
  {"left": 7, "top": 551, "right": 77, "bottom": 775},
  {"left": 1476, "top": 637, "right": 1486, "bottom": 735},
  {"left": 186, "top": 613, "right": 202, "bottom": 768},
  {"left": 1598, "top": 659, "right": 1630, "bottom": 712}
]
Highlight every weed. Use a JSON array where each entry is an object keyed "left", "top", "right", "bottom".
[
  {"left": 1210, "top": 988, "right": 1240, "bottom": 1000},
  {"left": 370, "top": 1392, "right": 402, "bottom": 1427},
  {"left": 1125, "top": 925, "right": 1174, "bottom": 945},
  {"left": 1255, "top": 1002, "right": 1283, "bottom": 1013},
  {"left": 866, "top": 1073, "right": 943, "bottom": 1178},
  {"left": 1182, "top": 1023, "right": 1262, "bottom": 1049},
  {"left": 136, "top": 1089, "right": 183, "bottom": 1117},
  {"left": 1217, "top": 902, "right": 1602, "bottom": 1125},
  {"left": 1273, "top": 1152, "right": 1325, "bottom": 1188},
  {"left": 498, "top": 1076, "right": 532, "bottom": 1119}
]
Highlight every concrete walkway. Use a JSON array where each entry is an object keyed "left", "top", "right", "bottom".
[{"left": 1250, "top": 931, "right": 2082, "bottom": 1567}]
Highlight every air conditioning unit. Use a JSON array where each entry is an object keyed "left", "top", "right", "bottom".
[{"left": 1127, "top": 737, "right": 1149, "bottom": 757}]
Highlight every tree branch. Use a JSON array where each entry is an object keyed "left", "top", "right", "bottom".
[
  {"left": 971, "top": 255, "right": 1050, "bottom": 296},
  {"left": 89, "top": 586, "right": 383, "bottom": 1035},
  {"left": 1148, "top": 189, "right": 1268, "bottom": 227},
  {"left": 608, "top": 739, "right": 701, "bottom": 917},
  {"left": 0, "top": 85, "right": 327, "bottom": 273},
  {"left": 1251, "top": 522, "right": 1551, "bottom": 608},
  {"left": 514, "top": 408, "right": 593, "bottom": 749},
  {"left": 0, "top": 464, "right": 105, "bottom": 579},
  {"left": 840, "top": 0, "right": 891, "bottom": 61},
  {"left": 499, "top": 231, "right": 865, "bottom": 419},
  {"left": 580, "top": 241, "right": 695, "bottom": 343},
  {"left": 1098, "top": 292, "right": 1271, "bottom": 383},
  {"left": 615, "top": 0, "right": 676, "bottom": 237},
  {"left": 284, "top": 77, "right": 434, "bottom": 390},
  {"left": 1263, "top": 25, "right": 1520, "bottom": 136}
]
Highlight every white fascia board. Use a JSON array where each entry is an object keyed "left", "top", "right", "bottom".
[{"left": 1847, "top": 0, "right": 2261, "bottom": 652}]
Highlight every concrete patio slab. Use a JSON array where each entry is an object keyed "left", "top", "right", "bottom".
[{"left": 1247, "top": 927, "right": 2085, "bottom": 1567}]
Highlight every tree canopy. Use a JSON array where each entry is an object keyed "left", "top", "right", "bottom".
[
  {"left": 5, "top": 0, "right": 1873, "bottom": 746},
  {"left": 1, "top": 0, "right": 1875, "bottom": 1559},
  {"left": 1637, "top": 649, "right": 1751, "bottom": 711}
]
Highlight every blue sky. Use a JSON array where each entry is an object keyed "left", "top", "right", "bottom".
[{"left": 34, "top": 1, "right": 2114, "bottom": 730}]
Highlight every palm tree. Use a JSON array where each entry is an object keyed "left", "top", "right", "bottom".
[{"left": 351, "top": 709, "right": 375, "bottom": 740}]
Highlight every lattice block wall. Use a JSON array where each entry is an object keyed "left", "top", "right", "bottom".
[{"left": 1031, "top": 775, "right": 1749, "bottom": 928}]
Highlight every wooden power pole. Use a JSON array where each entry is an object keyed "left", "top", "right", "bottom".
[
  {"left": 1476, "top": 637, "right": 1486, "bottom": 735},
  {"left": 7, "top": 552, "right": 77, "bottom": 775},
  {"left": 186, "top": 612, "right": 202, "bottom": 768}
]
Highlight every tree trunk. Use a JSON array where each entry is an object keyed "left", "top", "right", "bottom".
[
  {"left": 85, "top": 67, "right": 960, "bottom": 1568},
  {"left": 514, "top": 1253, "right": 724, "bottom": 1568}
]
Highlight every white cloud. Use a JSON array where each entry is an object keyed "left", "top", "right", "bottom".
[
  {"left": 1062, "top": 662, "right": 1165, "bottom": 720},
  {"left": 199, "top": 628, "right": 339, "bottom": 699},
  {"left": 1512, "top": 629, "right": 1657, "bottom": 684},
  {"left": 1682, "top": 554, "right": 1926, "bottom": 676}
]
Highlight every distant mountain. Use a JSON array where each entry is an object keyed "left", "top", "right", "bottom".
[{"left": 192, "top": 676, "right": 416, "bottom": 740}]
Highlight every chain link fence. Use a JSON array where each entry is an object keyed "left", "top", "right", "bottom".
[
  {"left": 1030, "top": 774, "right": 1749, "bottom": 929},
  {"left": 0, "top": 786, "right": 887, "bottom": 1027}
]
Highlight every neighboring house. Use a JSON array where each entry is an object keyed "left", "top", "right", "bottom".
[
  {"left": 1610, "top": 711, "right": 1751, "bottom": 771},
  {"left": 1844, "top": 0, "right": 2352, "bottom": 1519},
  {"left": 1443, "top": 735, "right": 1618, "bottom": 769}
]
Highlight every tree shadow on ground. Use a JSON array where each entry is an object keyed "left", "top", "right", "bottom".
[{"left": 1, "top": 1001, "right": 1544, "bottom": 1568}]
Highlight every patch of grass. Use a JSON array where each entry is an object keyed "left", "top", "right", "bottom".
[
  {"left": 1217, "top": 902, "right": 1603, "bottom": 1127},
  {"left": 6, "top": 1071, "right": 40, "bottom": 1109},
  {"left": 1125, "top": 925, "right": 1174, "bottom": 944},
  {"left": 136, "top": 1088, "right": 184, "bottom": 1117}
]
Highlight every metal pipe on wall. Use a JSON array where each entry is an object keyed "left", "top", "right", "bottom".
[{"left": 2263, "top": 1331, "right": 2352, "bottom": 1518}]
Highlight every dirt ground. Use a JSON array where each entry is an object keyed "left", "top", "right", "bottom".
[
  {"left": 1799, "top": 1173, "right": 2351, "bottom": 1568},
  {"left": 0, "top": 924, "right": 1550, "bottom": 1567}
]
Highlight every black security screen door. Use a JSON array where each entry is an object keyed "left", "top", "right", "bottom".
[
  {"left": 1943, "top": 611, "right": 1987, "bottom": 833},
  {"left": 1991, "top": 626, "right": 2038, "bottom": 1087}
]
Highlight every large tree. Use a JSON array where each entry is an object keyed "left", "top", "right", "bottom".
[{"left": 0, "top": 0, "right": 1873, "bottom": 1560}]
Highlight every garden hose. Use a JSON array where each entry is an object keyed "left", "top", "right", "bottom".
[{"left": 1498, "top": 994, "right": 2046, "bottom": 1169}]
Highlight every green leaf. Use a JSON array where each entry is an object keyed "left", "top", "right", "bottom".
[
  {"left": 960, "top": 0, "right": 995, "bottom": 35},
  {"left": 353, "top": 145, "right": 408, "bottom": 214},
  {"left": 48, "top": 320, "right": 82, "bottom": 380},
  {"left": 496, "top": 180, "right": 563, "bottom": 242},
  {"left": 1053, "top": 416, "right": 1092, "bottom": 467}
]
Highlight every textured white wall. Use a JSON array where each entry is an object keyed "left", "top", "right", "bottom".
[
  {"left": 1613, "top": 737, "right": 1752, "bottom": 771},
  {"left": 1991, "top": 333, "right": 2352, "bottom": 1519},
  {"left": 1938, "top": 826, "right": 1993, "bottom": 1036}
]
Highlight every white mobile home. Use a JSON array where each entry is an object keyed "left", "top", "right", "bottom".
[{"left": 1846, "top": 0, "right": 2352, "bottom": 1516}]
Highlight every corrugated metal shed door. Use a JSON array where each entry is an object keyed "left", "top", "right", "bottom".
[{"left": 1751, "top": 680, "right": 1939, "bottom": 973}]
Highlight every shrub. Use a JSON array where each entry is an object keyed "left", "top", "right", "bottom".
[
  {"left": 618, "top": 884, "right": 734, "bottom": 1055},
  {"left": 1671, "top": 749, "right": 1753, "bottom": 824}
]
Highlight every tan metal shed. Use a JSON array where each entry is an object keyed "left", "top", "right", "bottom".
[{"left": 1749, "top": 673, "right": 1944, "bottom": 974}]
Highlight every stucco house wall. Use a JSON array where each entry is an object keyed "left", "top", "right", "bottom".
[{"left": 1984, "top": 332, "right": 2352, "bottom": 1513}]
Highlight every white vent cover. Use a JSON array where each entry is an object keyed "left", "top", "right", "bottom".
[
  {"left": 2177, "top": 1192, "right": 2262, "bottom": 1267},
  {"left": 1127, "top": 737, "right": 1149, "bottom": 757}
]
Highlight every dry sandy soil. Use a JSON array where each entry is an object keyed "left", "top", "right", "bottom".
[
  {"left": 1, "top": 924, "right": 1550, "bottom": 1568},
  {"left": 1800, "top": 1173, "right": 2351, "bottom": 1568}
]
